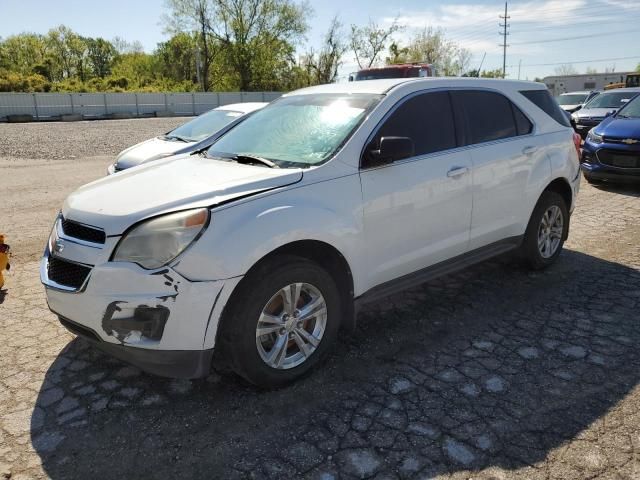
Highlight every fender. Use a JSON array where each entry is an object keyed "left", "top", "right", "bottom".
[{"left": 173, "top": 173, "right": 366, "bottom": 292}]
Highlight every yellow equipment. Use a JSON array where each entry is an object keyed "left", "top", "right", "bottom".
[{"left": 0, "top": 235, "right": 10, "bottom": 289}]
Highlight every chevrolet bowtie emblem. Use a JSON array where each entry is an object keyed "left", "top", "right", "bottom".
[
  {"left": 622, "top": 138, "right": 639, "bottom": 145},
  {"left": 54, "top": 239, "right": 65, "bottom": 253}
]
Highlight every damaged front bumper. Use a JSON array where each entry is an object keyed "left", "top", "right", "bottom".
[{"left": 41, "top": 243, "right": 225, "bottom": 378}]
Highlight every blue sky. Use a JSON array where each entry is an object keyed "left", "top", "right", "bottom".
[{"left": 1, "top": 0, "right": 639, "bottom": 81}]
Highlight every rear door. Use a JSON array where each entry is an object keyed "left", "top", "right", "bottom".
[
  {"left": 451, "top": 90, "right": 541, "bottom": 249},
  {"left": 359, "top": 90, "right": 473, "bottom": 289}
]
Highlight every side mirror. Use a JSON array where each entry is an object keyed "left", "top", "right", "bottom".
[
  {"left": 367, "top": 136, "right": 415, "bottom": 166},
  {"left": 605, "top": 110, "right": 615, "bottom": 117}
]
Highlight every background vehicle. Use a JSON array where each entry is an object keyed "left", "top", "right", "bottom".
[
  {"left": 42, "top": 78, "right": 579, "bottom": 388},
  {"left": 349, "top": 63, "right": 436, "bottom": 81},
  {"left": 603, "top": 73, "right": 640, "bottom": 91},
  {"left": 581, "top": 93, "right": 640, "bottom": 184},
  {"left": 571, "top": 88, "right": 640, "bottom": 139},
  {"left": 556, "top": 91, "right": 599, "bottom": 113},
  {"left": 107, "top": 102, "right": 266, "bottom": 174}
]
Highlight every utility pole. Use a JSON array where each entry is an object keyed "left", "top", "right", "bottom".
[{"left": 499, "top": 2, "right": 510, "bottom": 78}]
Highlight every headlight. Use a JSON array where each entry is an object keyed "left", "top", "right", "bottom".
[
  {"left": 586, "top": 129, "right": 604, "bottom": 144},
  {"left": 571, "top": 113, "right": 578, "bottom": 121},
  {"left": 112, "top": 209, "right": 209, "bottom": 269}
]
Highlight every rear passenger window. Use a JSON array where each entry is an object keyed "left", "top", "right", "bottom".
[
  {"left": 451, "top": 91, "right": 517, "bottom": 144},
  {"left": 513, "top": 105, "right": 533, "bottom": 135},
  {"left": 371, "top": 91, "right": 457, "bottom": 158},
  {"left": 520, "top": 89, "right": 571, "bottom": 127}
]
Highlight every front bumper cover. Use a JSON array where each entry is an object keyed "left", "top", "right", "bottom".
[{"left": 58, "top": 316, "right": 214, "bottom": 378}]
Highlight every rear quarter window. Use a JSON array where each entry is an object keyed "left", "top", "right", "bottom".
[{"left": 520, "top": 90, "right": 571, "bottom": 127}]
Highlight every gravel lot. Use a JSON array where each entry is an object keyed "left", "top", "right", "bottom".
[{"left": 1, "top": 119, "right": 640, "bottom": 479}]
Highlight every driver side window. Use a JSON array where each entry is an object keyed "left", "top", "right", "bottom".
[{"left": 364, "top": 91, "right": 457, "bottom": 165}]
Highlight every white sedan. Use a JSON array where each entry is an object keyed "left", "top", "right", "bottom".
[{"left": 107, "top": 102, "right": 266, "bottom": 174}]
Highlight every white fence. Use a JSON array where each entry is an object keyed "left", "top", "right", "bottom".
[{"left": 0, "top": 92, "right": 283, "bottom": 120}]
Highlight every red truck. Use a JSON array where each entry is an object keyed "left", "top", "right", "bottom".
[{"left": 349, "top": 63, "right": 437, "bottom": 81}]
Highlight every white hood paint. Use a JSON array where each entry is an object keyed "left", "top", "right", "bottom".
[
  {"left": 573, "top": 107, "right": 615, "bottom": 120},
  {"left": 63, "top": 155, "right": 303, "bottom": 235},
  {"left": 115, "top": 137, "right": 196, "bottom": 169}
]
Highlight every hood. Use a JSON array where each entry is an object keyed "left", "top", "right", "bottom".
[
  {"left": 115, "top": 137, "right": 197, "bottom": 170},
  {"left": 595, "top": 115, "right": 640, "bottom": 139},
  {"left": 560, "top": 104, "right": 581, "bottom": 112},
  {"left": 573, "top": 107, "right": 616, "bottom": 120},
  {"left": 63, "top": 155, "right": 303, "bottom": 235}
]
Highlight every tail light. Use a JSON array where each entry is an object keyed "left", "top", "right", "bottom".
[{"left": 572, "top": 132, "right": 582, "bottom": 157}]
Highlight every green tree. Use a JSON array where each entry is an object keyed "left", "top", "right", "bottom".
[
  {"left": 87, "top": 38, "right": 118, "bottom": 78},
  {"left": 480, "top": 68, "right": 504, "bottom": 78},
  {"left": 163, "top": 0, "right": 220, "bottom": 91},
  {"left": 0, "top": 33, "right": 48, "bottom": 75},
  {"left": 386, "top": 42, "right": 409, "bottom": 64},
  {"left": 391, "top": 27, "right": 462, "bottom": 75},
  {"left": 156, "top": 32, "right": 197, "bottom": 84},
  {"left": 45, "top": 25, "right": 89, "bottom": 81},
  {"left": 165, "top": 0, "right": 310, "bottom": 91}
]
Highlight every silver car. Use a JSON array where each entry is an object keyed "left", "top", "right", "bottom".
[
  {"left": 571, "top": 88, "right": 640, "bottom": 138},
  {"left": 107, "top": 102, "right": 266, "bottom": 174}
]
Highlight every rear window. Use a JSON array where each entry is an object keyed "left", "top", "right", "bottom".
[
  {"left": 452, "top": 91, "right": 517, "bottom": 144},
  {"left": 520, "top": 90, "right": 571, "bottom": 127}
]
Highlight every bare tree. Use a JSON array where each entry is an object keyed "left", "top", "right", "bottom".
[
  {"left": 350, "top": 18, "right": 402, "bottom": 69},
  {"left": 163, "top": 0, "right": 218, "bottom": 91},
  {"left": 304, "top": 16, "right": 347, "bottom": 84},
  {"left": 554, "top": 64, "right": 578, "bottom": 76},
  {"left": 454, "top": 48, "right": 472, "bottom": 76}
]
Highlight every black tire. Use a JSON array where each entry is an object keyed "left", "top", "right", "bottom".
[
  {"left": 521, "top": 191, "right": 569, "bottom": 270},
  {"left": 217, "top": 255, "right": 341, "bottom": 388}
]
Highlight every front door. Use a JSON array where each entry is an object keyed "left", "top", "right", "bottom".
[{"left": 359, "top": 90, "right": 473, "bottom": 291}]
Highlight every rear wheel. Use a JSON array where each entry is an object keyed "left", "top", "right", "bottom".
[
  {"left": 521, "top": 191, "right": 569, "bottom": 270},
  {"left": 218, "top": 255, "right": 341, "bottom": 388}
]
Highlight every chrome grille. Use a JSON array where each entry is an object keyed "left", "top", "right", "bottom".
[
  {"left": 48, "top": 257, "right": 92, "bottom": 289},
  {"left": 61, "top": 218, "right": 106, "bottom": 244}
]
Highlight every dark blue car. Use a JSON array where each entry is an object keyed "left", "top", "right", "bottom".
[{"left": 581, "top": 93, "right": 640, "bottom": 184}]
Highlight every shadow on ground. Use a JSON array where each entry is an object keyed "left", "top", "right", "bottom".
[
  {"left": 31, "top": 249, "right": 640, "bottom": 479},
  {"left": 592, "top": 180, "right": 640, "bottom": 197}
]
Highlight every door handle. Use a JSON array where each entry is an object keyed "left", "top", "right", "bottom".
[
  {"left": 522, "top": 146, "right": 538, "bottom": 155},
  {"left": 447, "top": 166, "right": 469, "bottom": 178}
]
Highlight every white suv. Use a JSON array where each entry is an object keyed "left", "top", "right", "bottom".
[{"left": 42, "top": 78, "right": 581, "bottom": 387}]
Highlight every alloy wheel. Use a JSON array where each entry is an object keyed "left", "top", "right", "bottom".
[{"left": 255, "top": 282, "right": 327, "bottom": 370}]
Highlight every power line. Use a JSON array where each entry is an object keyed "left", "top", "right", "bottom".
[
  {"left": 507, "top": 55, "right": 640, "bottom": 68},
  {"left": 510, "top": 29, "right": 638, "bottom": 45},
  {"left": 499, "top": 2, "right": 510, "bottom": 78}
]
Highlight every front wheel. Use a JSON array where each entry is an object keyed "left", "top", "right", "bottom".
[
  {"left": 218, "top": 255, "right": 341, "bottom": 388},
  {"left": 520, "top": 191, "right": 569, "bottom": 270}
]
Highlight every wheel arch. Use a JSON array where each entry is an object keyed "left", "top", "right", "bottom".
[
  {"left": 215, "top": 239, "right": 357, "bottom": 355},
  {"left": 544, "top": 177, "right": 573, "bottom": 212}
]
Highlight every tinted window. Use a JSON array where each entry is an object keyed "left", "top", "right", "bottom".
[
  {"left": 368, "top": 91, "right": 456, "bottom": 159},
  {"left": 452, "top": 91, "right": 517, "bottom": 144},
  {"left": 520, "top": 90, "right": 571, "bottom": 127},
  {"left": 513, "top": 105, "right": 533, "bottom": 135}
]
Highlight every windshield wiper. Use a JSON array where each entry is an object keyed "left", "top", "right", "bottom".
[
  {"left": 231, "top": 154, "right": 280, "bottom": 169},
  {"left": 162, "top": 134, "right": 190, "bottom": 142}
]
